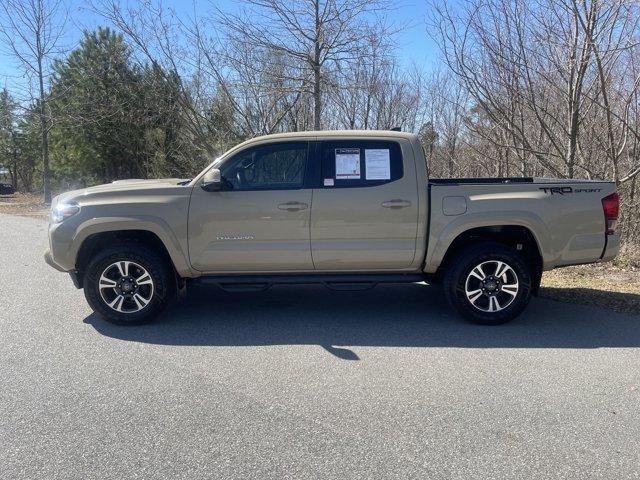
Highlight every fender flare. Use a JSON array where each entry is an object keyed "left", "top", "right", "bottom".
[
  {"left": 72, "top": 215, "right": 194, "bottom": 277},
  {"left": 425, "top": 211, "right": 552, "bottom": 273}
]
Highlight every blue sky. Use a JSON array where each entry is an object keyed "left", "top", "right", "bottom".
[{"left": 0, "top": 0, "right": 439, "bottom": 97}]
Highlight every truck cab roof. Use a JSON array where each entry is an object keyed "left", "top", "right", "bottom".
[{"left": 246, "top": 129, "right": 419, "bottom": 142}]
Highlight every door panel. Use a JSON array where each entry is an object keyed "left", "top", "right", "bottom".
[
  {"left": 188, "top": 140, "right": 314, "bottom": 273},
  {"left": 188, "top": 188, "right": 313, "bottom": 272},
  {"left": 310, "top": 139, "right": 419, "bottom": 270}
]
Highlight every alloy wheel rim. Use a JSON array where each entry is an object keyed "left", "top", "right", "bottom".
[
  {"left": 98, "top": 261, "right": 154, "bottom": 313},
  {"left": 464, "top": 260, "right": 519, "bottom": 312}
]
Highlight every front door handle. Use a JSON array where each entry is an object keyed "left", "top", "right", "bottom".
[
  {"left": 277, "top": 201, "right": 309, "bottom": 212},
  {"left": 381, "top": 199, "right": 412, "bottom": 209}
]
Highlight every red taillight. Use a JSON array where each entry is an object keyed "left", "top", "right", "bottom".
[{"left": 602, "top": 192, "right": 619, "bottom": 235}]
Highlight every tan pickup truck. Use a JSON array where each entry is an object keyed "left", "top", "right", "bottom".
[{"left": 45, "top": 130, "right": 620, "bottom": 325}]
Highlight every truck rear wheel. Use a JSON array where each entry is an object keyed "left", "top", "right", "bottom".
[
  {"left": 444, "top": 242, "right": 532, "bottom": 325},
  {"left": 83, "top": 243, "right": 174, "bottom": 325}
]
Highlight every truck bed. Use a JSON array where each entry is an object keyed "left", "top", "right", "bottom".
[{"left": 425, "top": 178, "right": 619, "bottom": 273}]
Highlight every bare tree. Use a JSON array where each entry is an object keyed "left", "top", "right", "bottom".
[
  {"left": 423, "top": 69, "right": 469, "bottom": 176},
  {"left": 429, "top": 0, "right": 640, "bottom": 246},
  {"left": 578, "top": 0, "right": 640, "bottom": 184},
  {"left": 92, "top": 0, "right": 219, "bottom": 155},
  {"left": 218, "top": 0, "right": 391, "bottom": 130},
  {"left": 330, "top": 36, "right": 420, "bottom": 130},
  {"left": 0, "top": 0, "right": 66, "bottom": 203},
  {"left": 429, "top": 0, "right": 640, "bottom": 179},
  {"left": 205, "top": 37, "right": 307, "bottom": 136}
]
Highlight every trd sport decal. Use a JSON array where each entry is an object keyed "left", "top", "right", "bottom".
[{"left": 539, "top": 186, "right": 602, "bottom": 195}]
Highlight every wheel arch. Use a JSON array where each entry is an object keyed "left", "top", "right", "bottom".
[
  {"left": 434, "top": 225, "right": 543, "bottom": 294},
  {"left": 71, "top": 216, "right": 192, "bottom": 275},
  {"left": 74, "top": 227, "right": 190, "bottom": 288}
]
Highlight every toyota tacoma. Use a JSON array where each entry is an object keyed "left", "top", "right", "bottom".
[{"left": 44, "top": 130, "right": 620, "bottom": 325}]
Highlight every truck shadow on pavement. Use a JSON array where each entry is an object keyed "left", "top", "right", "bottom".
[{"left": 84, "top": 283, "right": 640, "bottom": 360}]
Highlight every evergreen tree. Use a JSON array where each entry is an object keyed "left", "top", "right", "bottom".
[
  {"left": 49, "top": 27, "right": 200, "bottom": 186},
  {"left": 50, "top": 27, "right": 145, "bottom": 184},
  {"left": 0, "top": 90, "right": 18, "bottom": 187}
]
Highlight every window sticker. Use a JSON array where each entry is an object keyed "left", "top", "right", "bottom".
[
  {"left": 335, "top": 148, "right": 361, "bottom": 179},
  {"left": 365, "top": 149, "right": 391, "bottom": 180},
  {"left": 323, "top": 178, "right": 335, "bottom": 186}
]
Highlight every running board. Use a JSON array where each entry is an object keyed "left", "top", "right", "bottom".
[{"left": 195, "top": 273, "right": 427, "bottom": 292}]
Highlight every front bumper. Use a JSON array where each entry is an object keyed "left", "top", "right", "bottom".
[
  {"left": 44, "top": 249, "right": 65, "bottom": 272},
  {"left": 45, "top": 249, "right": 83, "bottom": 288},
  {"left": 44, "top": 249, "right": 83, "bottom": 288},
  {"left": 68, "top": 270, "right": 83, "bottom": 288}
]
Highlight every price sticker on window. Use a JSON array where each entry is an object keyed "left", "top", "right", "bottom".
[{"left": 335, "top": 149, "right": 361, "bottom": 179}]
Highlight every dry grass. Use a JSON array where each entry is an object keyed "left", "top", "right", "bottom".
[
  {"left": 0, "top": 192, "right": 49, "bottom": 220},
  {"left": 541, "top": 262, "right": 640, "bottom": 314}
]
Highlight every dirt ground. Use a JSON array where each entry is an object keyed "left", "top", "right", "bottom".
[
  {"left": 2, "top": 192, "right": 639, "bottom": 314},
  {"left": 541, "top": 263, "right": 639, "bottom": 314},
  {"left": 0, "top": 193, "right": 49, "bottom": 220}
]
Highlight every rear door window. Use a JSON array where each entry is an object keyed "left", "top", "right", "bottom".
[{"left": 318, "top": 140, "right": 403, "bottom": 188}]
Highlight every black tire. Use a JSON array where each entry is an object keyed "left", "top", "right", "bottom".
[
  {"left": 443, "top": 242, "right": 532, "bottom": 325},
  {"left": 83, "top": 242, "right": 174, "bottom": 325}
]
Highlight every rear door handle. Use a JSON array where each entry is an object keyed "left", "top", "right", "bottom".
[
  {"left": 381, "top": 199, "right": 411, "bottom": 209},
  {"left": 277, "top": 201, "right": 309, "bottom": 212}
]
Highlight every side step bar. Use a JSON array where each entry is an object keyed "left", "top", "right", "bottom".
[{"left": 195, "top": 273, "right": 427, "bottom": 293}]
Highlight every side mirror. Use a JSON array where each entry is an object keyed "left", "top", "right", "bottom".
[{"left": 201, "top": 168, "right": 222, "bottom": 192}]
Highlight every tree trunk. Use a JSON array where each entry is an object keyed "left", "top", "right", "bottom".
[
  {"left": 313, "top": 0, "right": 321, "bottom": 130},
  {"left": 11, "top": 162, "right": 18, "bottom": 189},
  {"left": 37, "top": 48, "right": 51, "bottom": 204},
  {"left": 566, "top": 107, "right": 578, "bottom": 178},
  {"left": 10, "top": 140, "right": 18, "bottom": 189},
  {"left": 313, "top": 63, "right": 321, "bottom": 130}
]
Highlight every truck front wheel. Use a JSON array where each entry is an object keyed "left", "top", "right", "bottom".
[
  {"left": 83, "top": 243, "right": 174, "bottom": 325},
  {"left": 444, "top": 242, "right": 532, "bottom": 325}
]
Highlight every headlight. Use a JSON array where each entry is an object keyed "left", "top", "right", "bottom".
[{"left": 51, "top": 202, "right": 80, "bottom": 223}]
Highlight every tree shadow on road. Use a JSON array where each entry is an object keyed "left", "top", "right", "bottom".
[{"left": 84, "top": 283, "right": 640, "bottom": 359}]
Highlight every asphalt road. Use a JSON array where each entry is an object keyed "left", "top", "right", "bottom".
[{"left": 1, "top": 212, "right": 640, "bottom": 479}]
